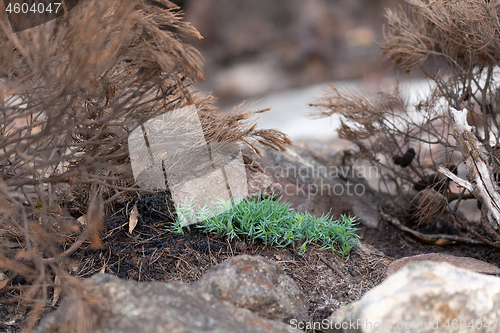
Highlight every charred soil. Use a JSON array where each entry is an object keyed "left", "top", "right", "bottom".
[{"left": 2, "top": 193, "right": 499, "bottom": 333}]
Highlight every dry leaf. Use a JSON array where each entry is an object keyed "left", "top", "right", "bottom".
[
  {"left": 100, "top": 266, "right": 106, "bottom": 274},
  {"left": 52, "top": 275, "right": 61, "bottom": 306},
  {"left": 129, "top": 204, "right": 139, "bottom": 234},
  {"left": 88, "top": 192, "right": 105, "bottom": 250},
  {"left": 0, "top": 279, "right": 7, "bottom": 290},
  {"left": 77, "top": 214, "right": 87, "bottom": 226},
  {"left": 0, "top": 271, "right": 8, "bottom": 289}
]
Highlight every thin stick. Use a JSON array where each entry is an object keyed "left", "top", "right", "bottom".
[
  {"left": 317, "top": 254, "right": 350, "bottom": 282},
  {"left": 379, "top": 207, "right": 484, "bottom": 245}
]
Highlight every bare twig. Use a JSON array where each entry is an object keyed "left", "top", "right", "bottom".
[
  {"left": 311, "top": 0, "right": 500, "bottom": 244},
  {"left": 317, "top": 253, "right": 350, "bottom": 282},
  {"left": 379, "top": 207, "right": 484, "bottom": 246}
]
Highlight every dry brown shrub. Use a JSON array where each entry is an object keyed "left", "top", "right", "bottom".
[
  {"left": 0, "top": 0, "right": 291, "bottom": 331},
  {"left": 311, "top": 0, "right": 500, "bottom": 245}
]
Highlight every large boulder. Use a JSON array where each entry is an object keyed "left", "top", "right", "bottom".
[
  {"left": 195, "top": 255, "right": 309, "bottom": 324},
  {"left": 325, "top": 261, "right": 500, "bottom": 332},
  {"left": 35, "top": 273, "right": 299, "bottom": 333}
]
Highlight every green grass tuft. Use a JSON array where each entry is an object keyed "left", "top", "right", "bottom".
[{"left": 169, "top": 196, "right": 360, "bottom": 259}]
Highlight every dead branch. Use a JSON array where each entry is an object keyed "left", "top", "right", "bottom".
[
  {"left": 440, "top": 107, "right": 500, "bottom": 228},
  {"left": 379, "top": 207, "right": 484, "bottom": 246},
  {"left": 317, "top": 254, "right": 350, "bottom": 282},
  {"left": 311, "top": 0, "right": 500, "bottom": 244}
]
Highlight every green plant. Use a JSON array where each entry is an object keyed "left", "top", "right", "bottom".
[{"left": 170, "top": 196, "right": 360, "bottom": 258}]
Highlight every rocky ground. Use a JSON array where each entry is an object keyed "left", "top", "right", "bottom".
[
  {"left": 2, "top": 1, "right": 498, "bottom": 331},
  {"left": 2, "top": 140, "right": 500, "bottom": 332}
]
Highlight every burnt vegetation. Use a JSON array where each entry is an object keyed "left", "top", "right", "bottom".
[
  {"left": 311, "top": 0, "right": 500, "bottom": 245},
  {"left": 0, "top": 0, "right": 292, "bottom": 331},
  {"left": 393, "top": 147, "right": 416, "bottom": 168}
]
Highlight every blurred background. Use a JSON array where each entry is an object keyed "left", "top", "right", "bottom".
[{"left": 176, "top": 0, "right": 426, "bottom": 142}]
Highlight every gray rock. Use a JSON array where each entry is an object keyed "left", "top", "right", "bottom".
[
  {"left": 302, "top": 140, "right": 341, "bottom": 166},
  {"left": 195, "top": 255, "right": 309, "bottom": 324},
  {"left": 259, "top": 144, "right": 382, "bottom": 228},
  {"left": 350, "top": 197, "right": 380, "bottom": 229},
  {"left": 35, "top": 273, "right": 299, "bottom": 333},
  {"left": 326, "top": 261, "right": 500, "bottom": 332},
  {"left": 386, "top": 253, "right": 500, "bottom": 277},
  {"left": 246, "top": 169, "right": 282, "bottom": 200}
]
